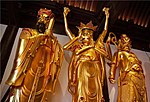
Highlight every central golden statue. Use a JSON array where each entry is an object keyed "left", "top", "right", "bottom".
[
  {"left": 63, "top": 7, "right": 111, "bottom": 102},
  {"left": 108, "top": 34, "right": 148, "bottom": 102},
  {"left": 5, "top": 8, "right": 63, "bottom": 102}
]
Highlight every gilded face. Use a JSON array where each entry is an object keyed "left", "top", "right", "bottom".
[
  {"left": 80, "top": 29, "right": 93, "bottom": 45},
  {"left": 120, "top": 34, "right": 131, "bottom": 51},
  {"left": 36, "top": 13, "right": 50, "bottom": 33}
]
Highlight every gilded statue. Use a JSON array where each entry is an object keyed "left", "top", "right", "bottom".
[
  {"left": 63, "top": 7, "right": 111, "bottom": 102},
  {"left": 108, "top": 34, "right": 148, "bottom": 102},
  {"left": 5, "top": 8, "right": 64, "bottom": 102}
]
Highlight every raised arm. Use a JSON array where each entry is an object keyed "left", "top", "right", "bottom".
[
  {"left": 48, "top": 16, "right": 55, "bottom": 30},
  {"left": 45, "top": 16, "right": 55, "bottom": 38},
  {"left": 95, "top": 7, "right": 110, "bottom": 59},
  {"left": 103, "top": 7, "right": 109, "bottom": 31},
  {"left": 63, "top": 7, "right": 75, "bottom": 40},
  {"left": 98, "top": 7, "right": 110, "bottom": 42}
]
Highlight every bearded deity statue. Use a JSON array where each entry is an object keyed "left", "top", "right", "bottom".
[
  {"left": 63, "top": 7, "right": 111, "bottom": 102},
  {"left": 108, "top": 34, "right": 148, "bottom": 102},
  {"left": 5, "top": 8, "right": 64, "bottom": 102}
]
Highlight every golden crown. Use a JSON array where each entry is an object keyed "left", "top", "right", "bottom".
[{"left": 77, "top": 21, "right": 97, "bottom": 31}]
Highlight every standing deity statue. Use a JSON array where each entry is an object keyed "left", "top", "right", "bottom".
[
  {"left": 108, "top": 34, "right": 148, "bottom": 102},
  {"left": 5, "top": 8, "right": 64, "bottom": 102},
  {"left": 63, "top": 7, "right": 111, "bottom": 102}
]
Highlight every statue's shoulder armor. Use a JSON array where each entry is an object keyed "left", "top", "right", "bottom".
[{"left": 20, "top": 28, "right": 37, "bottom": 39}]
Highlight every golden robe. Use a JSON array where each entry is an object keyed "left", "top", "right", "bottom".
[
  {"left": 110, "top": 51, "right": 147, "bottom": 102},
  {"left": 6, "top": 28, "right": 63, "bottom": 102},
  {"left": 64, "top": 31, "right": 108, "bottom": 102}
]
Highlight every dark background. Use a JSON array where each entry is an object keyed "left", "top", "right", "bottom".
[{"left": 1, "top": 1, "right": 150, "bottom": 51}]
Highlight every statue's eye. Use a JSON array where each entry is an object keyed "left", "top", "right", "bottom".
[{"left": 83, "top": 33, "right": 88, "bottom": 36}]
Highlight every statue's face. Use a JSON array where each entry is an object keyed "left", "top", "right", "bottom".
[
  {"left": 81, "top": 29, "right": 93, "bottom": 45},
  {"left": 36, "top": 13, "right": 50, "bottom": 33},
  {"left": 120, "top": 34, "right": 131, "bottom": 51}
]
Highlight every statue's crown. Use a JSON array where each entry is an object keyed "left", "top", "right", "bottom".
[
  {"left": 77, "top": 21, "right": 97, "bottom": 31},
  {"left": 38, "top": 8, "right": 52, "bottom": 17},
  {"left": 121, "top": 34, "right": 131, "bottom": 43}
]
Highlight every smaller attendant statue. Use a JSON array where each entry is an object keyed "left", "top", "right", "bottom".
[{"left": 108, "top": 34, "right": 148, "bottom": 102}]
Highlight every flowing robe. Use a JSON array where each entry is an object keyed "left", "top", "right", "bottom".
[
  {"left": 6, "top": 28, "right": 63, "bottom": 102},
  {"left": 64, "top": 37, "right": 107, "bottom": 102},
  {"left": 110, "top": 51, "right": 147, "bottom": 102}
]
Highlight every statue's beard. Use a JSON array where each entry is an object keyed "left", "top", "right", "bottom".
[{"left": 36, "top": 22, "right": 46, "bottom": 33}]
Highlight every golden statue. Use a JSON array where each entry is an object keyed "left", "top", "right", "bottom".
[
  {"left": 63, "top": 7, "right": 111, "bottom": 102},
  {"left": 5, "top": 8, "right": 64, "bottom": 102},
  {"left": 108, "top": 34, "right": 148, "bottom": 102}
]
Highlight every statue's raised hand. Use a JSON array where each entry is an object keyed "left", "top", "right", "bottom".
[
  {"left": 63, "top": 7, "right": 70, "bottom": 16},
  {"left": 103, "top": 7, "right": 109, "bottom": 17}
]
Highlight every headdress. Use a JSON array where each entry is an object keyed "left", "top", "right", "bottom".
[
  {"left": 120, "top": 34, "right": 131, "bottom": 44},
  {"left": 77, "top": 21, "right": 97, "bottom": 31},
  {"left": 38, "top": 8, "right": 52, "bottom": 17},
  {"left": 117, "top": 34, "right": 131, "bottom": 50}
]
